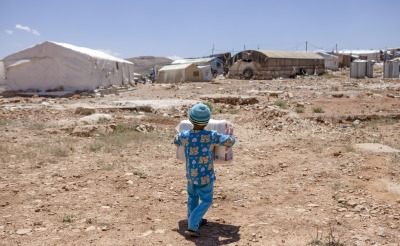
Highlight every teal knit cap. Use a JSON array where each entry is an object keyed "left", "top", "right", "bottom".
[{"left": 189, "top": 103, "right": 211, "bottom": 126}]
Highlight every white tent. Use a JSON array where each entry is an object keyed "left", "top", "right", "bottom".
[
  {"left": 156, "top": 63, "right": 204, "bottom": 83},
  {"left": 317, "top": 52, "right": 339, "bottom": 71},
  {"left": 198, "top": 65, "right": 213, "bottom": 82},
  {"left": 172, "top": 57, "right": 224, "bottom": 75},
  {"left": 339, "top": 49, "right": 381, "bottom": 61},
  {"left": 0, "top": 41, "right": 135, "bottom": 91}
]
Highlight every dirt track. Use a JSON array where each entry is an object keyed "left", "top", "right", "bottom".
[{"left": 1, "top": 69, "right": 400, "bottom": 245}]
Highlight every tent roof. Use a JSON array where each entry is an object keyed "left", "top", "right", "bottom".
[
  {"left": 317, "top": 52, "right": 339, "bottom": 58},
  {"left": 339, "top": 49, "right": 381, "bottom": 55},
  {"left": 50, "top": 41, "right": 132, "bottom": 64},
  {"left": 5, "top": 41, "right": 132, "bottom": 64},
  {"left": 159, "top": 63, "right": 193, "bottom": 71},
  {"left": 172, "top": 57, "right": 223, "bottom": 65},
  {"left": 241, "top": 50, "right": 323, "bottom": 59}
]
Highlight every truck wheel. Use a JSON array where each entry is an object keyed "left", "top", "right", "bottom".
[{"left": 243, "top": 68, "right": 253, "bottom": 79}]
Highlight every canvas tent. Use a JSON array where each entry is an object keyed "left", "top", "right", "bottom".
[
  {"left": 172, "top": 57, "right": 224, "bottom": 75},
  {"left": 156, "top": 63, "right": 204, "bottom": 83},
  {"left": 317, "top": 52, "right": 339, "bottom": 71},
  {"left": 198, "top": 65, "right": 213, "bottom": 82},
  {"left": 0, "top": 41, "right": 135, "bottom": 91}
]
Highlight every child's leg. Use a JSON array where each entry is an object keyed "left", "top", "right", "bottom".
[
  {"left": 187, "top": 182, "right": 199, "bottom": 219},
  {"left": 187, "top": 182, "right": 213, "bottom": 231}
]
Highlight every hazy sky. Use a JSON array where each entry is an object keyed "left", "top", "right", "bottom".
[{"left": 1, "top": 0, "right": 399, "bottom": 59}]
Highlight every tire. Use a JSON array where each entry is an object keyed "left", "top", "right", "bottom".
[{"left": 243, "top": 67, "right": 253, "bottom": 79}]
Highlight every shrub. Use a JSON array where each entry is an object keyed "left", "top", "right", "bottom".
[
  {"left": 274, "top": 99, "right": 288, "bottom": 109},
  {"left": 202, "top": 101, "right": 214, "bottom": 112},
  {"left": 308, "top": 226, "right": 345, "bottom": 246},
  {"left": 62, "top": 214, "right": 74, "bottom": 223},
  {"left": 51, "top": 146, "right": 70, "bottom": 157},
  {"left": 295, "top": 106, "right": 304, "bottom": 113},
  {"left": 27, "top": 122, "right": 46, "bottom": 131},
  {"left": 312, "top": 106, "right": 325, "bottom": 113},
  {"left": 89, "top": 142, "right": 103, "bottom": 152}
]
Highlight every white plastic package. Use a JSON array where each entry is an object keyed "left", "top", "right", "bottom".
[{"left": 175, "top": 119, "right": 234, "bottom": 163}]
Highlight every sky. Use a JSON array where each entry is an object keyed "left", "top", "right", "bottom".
[{"left": 1, "top": 0, "right": 399, "bottom": 60}]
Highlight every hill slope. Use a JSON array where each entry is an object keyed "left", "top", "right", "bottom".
[{"left": 126, "top": 56, "right": 172, "bottom": 75}]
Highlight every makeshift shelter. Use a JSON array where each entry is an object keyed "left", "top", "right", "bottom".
[
  {"left": 172, "top": 57, "right": 224, "bottom": 76},
  {"left": 387, "top": 48, "right": 400, "bottom": 60},
  {"left": 0, "top": 41, "right": 135, "bottom": 91},
  {"left": 156, "top": 63, "right": 204, "bottom": 83},
  {"left": 228, "top": 50, "right": 325, "bottom": 79},
  {"left": 331, "top": 53, "right": 353, "bottom": 68},
  {"left": 317, "top": 52, "right": 339, "bottom": 71},
  {"left": 209, "top": 52, "right": 231, "bottom": 65},
  {"left": 338, "top": 50, "right": 382, "bottom": 62}
]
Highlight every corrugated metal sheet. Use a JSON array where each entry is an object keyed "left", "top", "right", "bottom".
[{"left": 255, "top": 50, "right": 324, "bottom": 59}]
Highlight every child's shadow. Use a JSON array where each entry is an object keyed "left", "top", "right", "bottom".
[{"left": 178, "top": 220, "right": 240, "bottom": 245}]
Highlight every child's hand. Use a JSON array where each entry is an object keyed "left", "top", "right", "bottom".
[
  {"left": 173, "top": 134, "right": 180, "bottom": 146},
  {"left": 226, "top": 125, "right": 234, "bottom": 135}
]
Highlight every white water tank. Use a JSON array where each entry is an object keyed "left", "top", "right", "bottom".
[
  {"left": 350, "top": 61, "right": 373, "bottom": 78},
  {"left": 383, "top": 61, "right": 400, "bottom": 78}
]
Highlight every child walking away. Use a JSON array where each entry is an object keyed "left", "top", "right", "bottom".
[{"left": 174, "top": 103, "right": 236, "bottom": 237}]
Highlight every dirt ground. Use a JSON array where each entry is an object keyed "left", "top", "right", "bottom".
[{"left": 1, "top": 68, "right": 400, "bottom": 246}]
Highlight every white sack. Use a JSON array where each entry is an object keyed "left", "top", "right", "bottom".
[{"left": 175, "top": 119, "right": 234, "bottom": 163}]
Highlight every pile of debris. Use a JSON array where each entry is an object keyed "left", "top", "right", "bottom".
[
  {"left": 256, "top": 106, "right": 322, "bottom": 133},
  {"left": 200, "top": 95, "right": 259, "bottom": 105}
]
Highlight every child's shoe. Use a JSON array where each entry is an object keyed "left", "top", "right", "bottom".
[
  {"left": 200, "top": 219, "right": 207, "bottom": 227},
  {"left": 185, "top": 229, "right": 200, "bottom": 237}
]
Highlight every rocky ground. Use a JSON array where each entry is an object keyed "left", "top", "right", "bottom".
[{"left": 0, "top": 68, "right": 400, "bottom": 246}]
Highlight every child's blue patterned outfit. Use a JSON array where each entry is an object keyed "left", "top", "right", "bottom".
[{"left": 174, "top": 129, "right": 235, "bottom": 231}]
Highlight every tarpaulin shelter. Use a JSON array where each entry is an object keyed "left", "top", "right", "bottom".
[
  {"left": 331, "top": 53, "right": 353, "bottom": 68},
  {"left": 156, "top": 63, "right": 203, "bottom": 83},
  {"left": 228, "top": 50, "right": 325, "bottom": 80},
  {"left": 0, "top": 41, "right": 135, "bottom": 91}
]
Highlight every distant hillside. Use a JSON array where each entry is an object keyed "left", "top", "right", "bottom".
[{"left": 126, "top": 56, "right": 172, "bottom": 75}]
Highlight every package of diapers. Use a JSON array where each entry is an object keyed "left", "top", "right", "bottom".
[{"left": 175, "top": 119, "right": 234, "bottom": 163}]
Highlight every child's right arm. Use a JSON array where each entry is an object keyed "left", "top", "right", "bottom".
[
  {"left": 173, "top": 133, "right": 181, "bottom": 147},
  {"left": 213, "top": 132, "right": 236, "bottom": 147}
]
